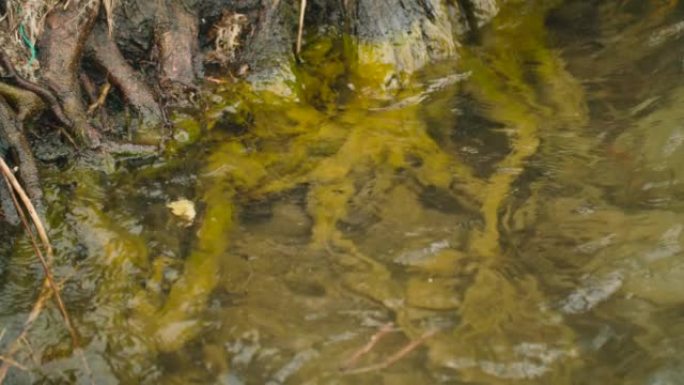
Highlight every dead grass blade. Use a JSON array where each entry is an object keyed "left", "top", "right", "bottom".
[
  {"left": 296, "top": 0, "right": 307, "bottom": 56},
  {"left": 102, "top": 0, "right": 115, "bottom": 36}
]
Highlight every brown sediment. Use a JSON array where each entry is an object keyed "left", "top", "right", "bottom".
[
  {"left": 38, "top": 0, "right": 101, "bottom": 147},
  {"left": 87, "top": 22, "right": 163, "bottom": 125}
]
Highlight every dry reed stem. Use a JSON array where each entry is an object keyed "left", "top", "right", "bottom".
[
  {"left": 296, "top": 0, "right": 306, "bottom": 55},
  {"left": 0, "top": 158, "right": 50, "bottom": 256},
  {"left": 102, "top": 0, "right": 115, "bottom": 35},
  {"left": 0, "top": 159, "right": 76, "bottom": 338}
]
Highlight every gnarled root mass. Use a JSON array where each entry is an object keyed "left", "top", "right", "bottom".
[
  {"left": 0, "top": 0, "right": 491, "bottom": 225},
  {"left": 0, "top": 95, "right": 43, "bottom": 216},
  {"left": 38, "top": 0, "right": 101, "bottom": 147},
  {"left": 86, "top": 22, "right": 163, "bottom": 128}
]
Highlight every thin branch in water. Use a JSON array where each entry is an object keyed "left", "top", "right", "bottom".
[
  {"left": 0, "top": 279, "right": 52, "bottom": 383},
  {"left": 0, "top": 355, "right": 27, "bottom": 371},
  {"left": 0, "top": 158, "right": 91, "bottom": 382},
  {"left": 342, "top": 329, "right": 438, "bottom": 375},
  {"left": 18, "top": 336, "right": 40, "bottom": 369},
  {"left": 340, "top": 322, "right": 396, "bottom": 371},
  {"left": 0, "top": 166, "right": 70, "bottom": 332}
]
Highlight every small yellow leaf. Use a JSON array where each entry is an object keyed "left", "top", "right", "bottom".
[{"left": 167, "top": 199, "right": 196, "bottom": 223}]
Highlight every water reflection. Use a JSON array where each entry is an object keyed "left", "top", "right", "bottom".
[{"left": 2, "top": 1, "right": 684, "bottom": 384}]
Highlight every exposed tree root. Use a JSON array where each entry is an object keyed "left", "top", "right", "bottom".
[
  {"left": 38, "top": 0, "right": 101, "bottom": 147},
  {"left": 0, "top": 96, "right": 43, "bottom": 216},
  {"left": 243, "top": 0, "right": 297, "bottom": 94},
  {"left": 87, "top": 22, "right": 163, "bottom": 125},
  {"left": 0, "top": 49, "right": 69, "bottom": 127},
  {"left": 155, "top": 0, "right": 201, "bottom": 91},
  {"left": 0, "top": 81, "right": 43, "bottom": 122}
]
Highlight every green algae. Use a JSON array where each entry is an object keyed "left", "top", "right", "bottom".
[{"left": 1, "top": 3, "right": 643, "bottom": 383}]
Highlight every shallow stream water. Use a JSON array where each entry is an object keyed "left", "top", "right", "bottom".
[{"left": 3, "top": 1, "right": 684, "bottom": 384}]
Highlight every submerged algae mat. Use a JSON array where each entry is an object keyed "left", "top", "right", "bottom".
[{"left": 3, "top": 1, "right": 684, "bottom": 384}]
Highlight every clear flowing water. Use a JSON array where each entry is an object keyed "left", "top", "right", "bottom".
[{"left": 3, "top": 1, "right": 684, "bottom": 384}]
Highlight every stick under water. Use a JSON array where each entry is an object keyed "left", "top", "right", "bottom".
[{"left": 0, "top": 157, "right": 90, "bottom": 383}]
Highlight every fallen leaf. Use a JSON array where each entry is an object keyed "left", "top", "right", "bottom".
[{"left": 167, "top": 198, "right": 196, "bottom": 223}]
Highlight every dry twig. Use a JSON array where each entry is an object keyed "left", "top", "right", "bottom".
[
  {"left": 342, "top": 329, "right": 438, "bottom": 375},
  {"left": 0, "top": 355, "right": 28, "bottom": 371},
  {"left": 296, "top": 0, "right": 307, "bottom": 56},
  {"left": 86, "top": 81, "right": 111, "bottom": 115},
  {"left": 340, "top": 322, "right": 396, "bottom": 371},
  {"left": 0, "top": 279, "right": 52, "bottom": 382}
]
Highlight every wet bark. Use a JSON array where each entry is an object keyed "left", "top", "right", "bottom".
[
  {"left": 0, "top": 81, "right": 44, "bottom": 122},
  {"left": 0, "top": 96, "right": 43, "bottom": 216},
  {"left": 350, "top": 0, "right": 459, "bottom": 74},
  {"left": 243, "top": 0, "right": 298, "bottom": 96},
  {"left": 39, "top": 1, "right": 101, "bottom": 147},
  {"left": 156, "top": 0, "right": 202, "bottom": 89},
  {"left": 87, "top": 23, "right": 163, "bottom": 125},
  {"left": 0, "top": 50, "right": 71, "bottom": 127}
]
